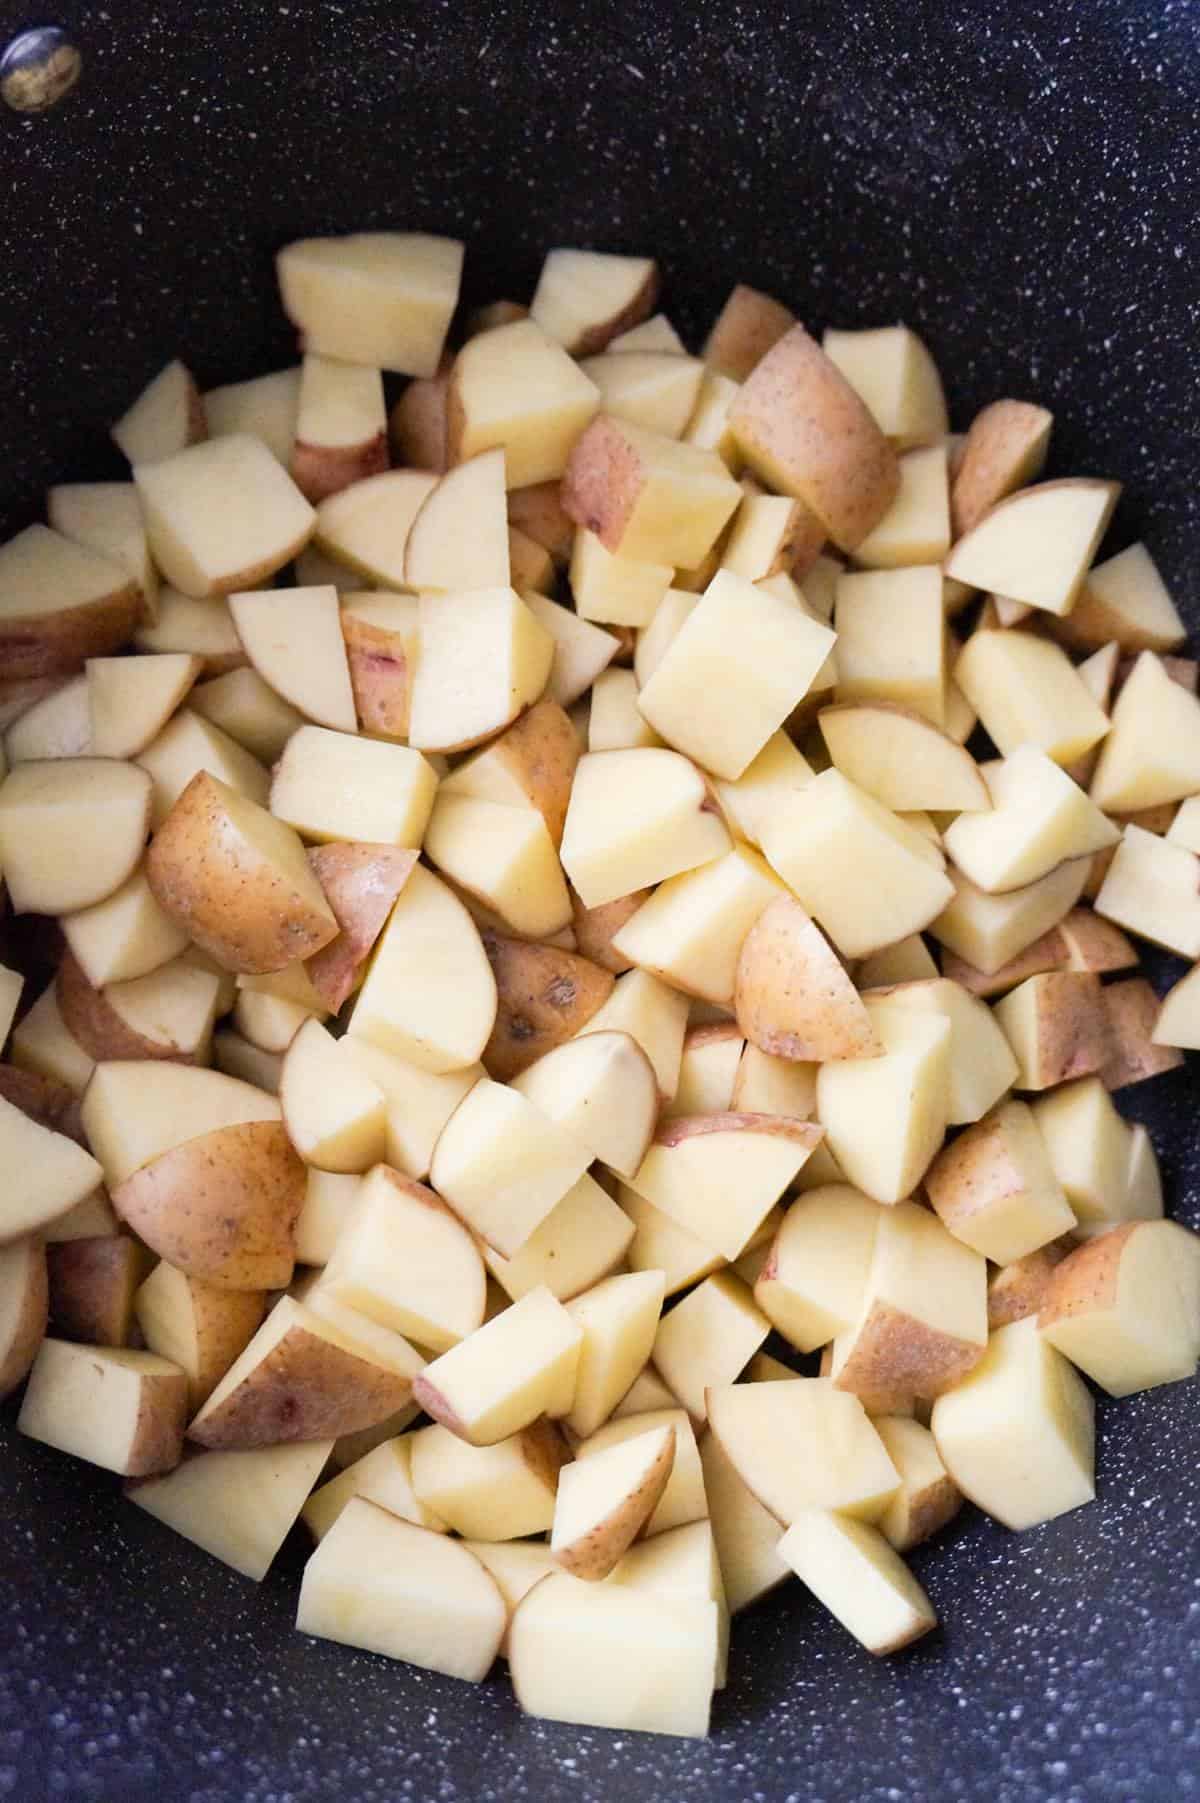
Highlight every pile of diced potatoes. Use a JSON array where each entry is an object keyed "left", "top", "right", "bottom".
[{"left": 2, "top": 234, "right": 1200, "bottom": 1742}]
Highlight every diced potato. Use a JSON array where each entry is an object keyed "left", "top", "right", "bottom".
[
  {"left": 413, "top": 1285, "right": 581, "bottom": 1445},
  {"left": 628, "top": 1112, "right": 821, "bottom": 1263},
  {"left": 409, "top": 1418, "right": 566, "bottom": 1540},
  {"left": 19, "top": 1339, "right": 187, "bottom": 1476},
  {"left": 112, "top": 359, "right": 206, "bottom": 467},
  {"left": 1038, "top": 1221, "right": 1200, "bottom": 1397},
  {"left": 954, "top": 631, "right": 1110, "bottom": 766},
  {"left": 950, "top": 399, "right": 1052, "bottom": 535},
  {"left": 130, "top": 1439, "right": 332, "bottom": 1580},
  {"left": 572, "top": 1406, "right": 706, "bottom": 1538},
  {"left": 551, "top": 1423, "right": 677, "bottom": 1580},
  {"left": 1094, "top": 825, "right": 1200, "bottom": 959},
  {"left": 1090, "top": 648, "right": 1200, "bottom": 812},
  {"left": 706, "top": 1378, "right": 899, "bottom": 1525},
  {"left": 1054, "top": 542, "right": 1185, "bottom": 654},
  {"left": 530, "top": 249, "right": 659, "bottom": 356},
  {"left": 925, "top": 1099, "right": 1076, "bottom": 1265},
  {"left": 944, "top": 479, "right": 1119, "bottom": 616},
  {"left": 277, "top": 232, "right": 463, "bottom": 377},
  {"left": 562, "top": 415, "right": 742, "bottom": 570},
  {"left": 754, "top": 1185, "right": 883, "bottom": 1354},
  {"left": 928, "top": 860, "right": 1090, "bottom": 976},
  {"left": 816, "top": 1001, "right": 950, "bottom": 1205},
  {"left": 302, "top": 1434, "right": 445, "bottom": 1542},
  {"left": 407, "top": 587, "right": 554, "bottom": 755}
]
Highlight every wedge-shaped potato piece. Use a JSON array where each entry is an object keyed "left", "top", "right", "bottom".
[
  {"left": 666, "top": 1022, "right": 743, "bottom": 1117},
  {"left": 1090, "top": 648, "right": 1200, "bottom": 812},
  {"left": 48, "top": 481, "right": 158, "bottom": 622},
  {"left": 189, "top": 1294, "right": 418, "bottom": 1448},
  {"left": 698, "top": 1424, "right": 789, "bottom": 1613},
  {"left": 485, "top": 1172, "right": 633, "bottom": 1305},
  {"left": 851, "top": 443, "right": 950, "bottom": 568},
  {"left": 0, "top": 756, "right": 151, "bottom": 915},
  {"left": 560, "top": 747, "right": 730, "bottom": 909},
  {"left": 4, "top": 672, "right": 89, "bottom": 763},
  {"left": 512, "top": 1031, "right": 657, "bottom": 1181},
  {"left": 270, "top": 726, "right": 435, "bottom": 849},
  {"left": 147, "top": 772, "right": 338, "bottom": 973},
  {"left": 563, "top": 415, "right": 741, "bottom": 569},
  {"left": 945, "top": 478, "right": 1118, "bottom": 615},
  {"left": 712, "top": 729, "right": 815, "bottom": 851},
  {"left": 57, "top": 950, "right": 220, "bottom": 1066},
  {"left": 629, "top": 1113, "right": 821, "bottom": 1262},
  {"left": 0, "top": 1237, "right": 49, "bottom": 1399},
  {"left": 653, "top": 1272, "right": 769, "bottom": 1423},
  {"left": 60, "top": 872, "right": 185, "bottom": 994},
  {"left": 447, "top": 318, "right": 600, "bottom": 488},
  {"left": 607, "top": 1517, "right": 729, "bottom": 1684},
  {"left": 552, "top": 1424, "right": 676, "bottom": 1581},
  {"left": 279, "top": 1018, "right": 386, "bottom": 1174},
  {"left": 612, "top": 1366, "right": 679, "bottom": 1418},
  {"left": 0, "top": 1092, "right": 103, "bottom": 1242},
  {"left": 9, "top": 985, "right": 95, "bottom": 1098},
  {"left": 573, "top": 1405, "right": 706, "bottom": 1536},
  {"left": 579, "top": 350, "right": 703, "bottom": 441},
  {"left": 754, "top": 1185, "right": 883, "bottom": 1355},
  {"left": 929, "top": 859, "right": 1090, "bottom": 976},
  {"left": 780, "top": 1509, "right": 936, "bottom": 1655},
  {"left": 1153, "top": 960, "right": 1200, "bottom": 1051},
  {"left": 707, "top": 1378, "right": 899, "bottom": 1525},
  {"left": 762, "top": 771, "right": 953, "bottom": 960},
  {"left": 410, "top": 1418, "right": 567, "bottom": 1540},
  {"left": 228, "top": 585, "right": 355, "bottom": 732},
  {"left": 862, "top": 978, "right": 1017, "bottom": 1126},
  {"left": 81, "top": 1057, "right": 281, "bottom": 1189},
  {"left": 828, "top": 1200, "right": 987, "bottom": 1414},
  {"left": 637, "top": 569, "right": 835, "bottom": 780},
  {"left": 130, "top": 1438, "right": 331, "bottom": 1580},
  {"left": 19, "top": 1339, "right": 186, "bottom": 1475},
  {"left": 312, "top": 468, "right": 435, "bottom": 591},
  {"left": 321, "top": 1163, "right": 485, "bottom": 1352},
  {"left": 578, "top": 968, "right": 689, "bottom": 1101},
  {"left": 925, "top": 1099, "right": 1075, "bottom": 1265},
  {"left": 735, "top": 894, "right": 881, "bottom": 1063},
  {"left": 413, "top": 1285, "right": 581, "bottom": 1445},
  {"left": 873, "top": 1416, "right": 962, "bottom": 1553},
  {"left": 988, "top": 1245, "right": 1068, "bottom": 1329},
  {"left": 633, "top": 589, "right": 698, "bottom": 689},
  {"left": 721, "top": 488, "right": 824, "bottom": 582},
  {"left": 137, "top": 707, "right": 269, "bottom": 827},
  {"left": 233, "top": 985, "right": 316, "bottom": 1054},
  {"left": 407, "top": 587, "right": 553, "bottom": 754},
  {"left": 569, "top": 527, "right": 672, "bottom": 629},
  {"left": 562, "top": 1270, "right": 665, "bottom": 1439},
  {"left": 291, "top": 1167, "right": 359, "bottom": 1265},
  {"left": 954, "top": 630, "right": 1110, "bottom": 766},
  {"left": 1031, "top": 1077, "right": 1137, "bottom": 1234},
  {"left": 1039, "top": 1220, "right": 1199, "bottom": 1398},
  {"left": 618, "top": 1184, "right": 724, "bottom": 1297},
  {"left": 303, "top": 1433, "right": 444, "bottom": 1542},
  {"left": 425, "top": 795, "right": 571, "bottom": 940},
  {"left": 931, "top": 1315, "right": 1094, "bottom": 1530},
  {"left": 614, "top": 844, "right": 783, "bottom": 1008},
  {"left": 135, "top": 436, "right": 314, "bottom": 598},
  {"left": 478, "top": 934, "right": 613, "bottom": 1084},
  {"left": 112, "top": 358, "right": 205, "bottom": 465},
  {"left": 430, "top": 1077, "right": 592, "bottom": 1257},
  {"left": 608, "top": 314, "right": 683, "bottom": 354},
  {"left": 819, "top": 703, "right": 988, "bottom": 814},
  {"left": 134, "top": 1263, "right": 266, "bottom": 1409},
  {"left": 820, "top": 324, "right": 946, "bottom": 450},
  {"left": 529, "top": 249, "right": 658, "bottom": 355},
  {"left": 949, "top": 399, "right": 1052, "bottom": 535},
  {"left": 1094, "top": 823, "right": 1200, "bottom": 958},
  {"left": 347, "top": 863, "right": 496, "bottom": 1073},
  {"left": 298, "top": 1500, "right": 504, "bottom": 1680},
  {"left": 993, "top": 971, "right": 1111, "bottom": 1091},
  {"left": 703, "top": 283, "right": 794, "bottom": 382},
  {"left": 1054, "top": 541, "right": 1185, "bottom": 654},
  {"left": 729, "top": 1043, "right": 815, "bottom": 1122},
  {"left": 522, "top": 591, "right": 618, "bottom": 709},
  {"left": 440, "top": 699, "right": 579, "bottom": 847},
  {"left": 290, "top": 354, "right": 386, "bottom": 503},
  {"left": 834, "top": 566, "right": 945, "bottom": 724},
  {"left": 304, "top": 843, "right": 418, "bottom": 1014},
  {"left": 946, "top": 749, "right": 1117, "bottom": 894},
  {"left": 816, "top": 1001, "right": 950, "bottom": 1205},
  {"left": 203, "top": 366, "right": 300, "bottom": 467},
  {"left": 404, "top": 450, "right": 510, "bottom": 591},
  {"left": 277, "top": 232, "right": 463, "bottom": 376}
]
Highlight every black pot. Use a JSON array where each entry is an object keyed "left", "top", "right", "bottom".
[{"left": 2, "top": 4, "right": 1198, "bottom": 1799}]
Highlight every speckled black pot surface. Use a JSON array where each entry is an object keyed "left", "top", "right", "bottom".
[{"left": 1, "top": 2, "right": 1198, "bottom": 1798}]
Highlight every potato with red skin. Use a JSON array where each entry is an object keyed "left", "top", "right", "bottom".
[
  {"left": 481, "top": 932, "right": 615, "bottom": 1083},
  {"left": 47, "top": 1234, "right": 149, "bottom": 1346},
  {"left": 0, "top": 1238, "right": 49, "bottom": 1398},
  {"left": 950, "top": 399, "right": 1053, "bottom": 537},
  {"left": 736, "top": 895, "right": 882, "bottom": 1062},
  {"left": 305, "top": 844, "right": 419, "bottom": 1012}
]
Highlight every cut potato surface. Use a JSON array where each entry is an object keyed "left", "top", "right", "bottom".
[{"left": 0, "top": 757, "right": 152, "bottom": 916}]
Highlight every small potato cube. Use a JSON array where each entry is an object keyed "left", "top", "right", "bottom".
[
  {"left": 529, "top": 249, "right": 659, "bottom": 357},
  {"left": 409, "top": 1419, "right": 567, "bottom": 1541},
  {"left": 1038, "top": 1221, "right": 1200, "bottom": 1398},
  {"left": 874, "top": 1417, "right": 962, "bottom": 1553},
  {"left": 302, "top": 1433, "right": 445, "bottom": 1542},
  {"left": 569, "top": 528, "right": 673, "bottom": 628},
  {"left": 779, "top": 1510, "right": 936, "bottom": 1655},
  {"left": 852, "top": 444, "right": 950, "bottom": 567},
  {"left": 627, "top": 1113, "right": 821, "bottom": 1262},
  {"left": 862, "top": 978, "right": 1017, "bottom": 1126},
  {"left": 424, "top": 795, "right": 571, "bottom": 940},
  {"left": 698, "top": 1429, "right": 790, "bottom": 1613},
  {"left": 564, "top": 1270, "right": 665, "bottom": 1440},
  {"left": 987, "top": 1246, "right": 1068, "bottom": 1329},
  {"left": 652, "top": 1272, "right": 769, "bottom": 1423},
  {"left": 993, "top": 971, "right": 1112, "bottom": 1091},
  {"left": 277, "top": 232, "right": 464, "bottom": 377},
  {"left": 1032, "top": 1077, "right": 1138, "bottom": 1235},
  {"left": 562, "top": 415, "right": 742, "bottom": 570},
  {"left": 619, "top": 1185, "right": 724, "bottom": 1298},
  {"left": 449, "top": 318, "right": 601, "bottom": 487},
  {"left": 1094, "top": 824, "right": 1200, "bottom": 959},
  {"left": 944, "top": 479, "right": 1119, "bottom": 616},
  {"left": 928, "top": 860, "right": 1090, "bottom": 977},
  {"left": 19, "top": 1339, "right": 186, "bottom": 1476},
  {"left": 429, "top": 1078, "right": 591, "bottom": 1258},
  {"left": 706, "top": 1378, "right": 899, "bottom": 1525},
  {"left": 834, "top": 566, "right": 945, "bottom": 725},
  {"left": 134, "top": 436, "right": 315, "bottom": 598},
  {"left": 944, "top": 748, "right": 1118, "bottom": 894},
  {"left": 412, "top": 1285, "right": 582, "bottom": 1445},
  {"left": 407, "top": 587, "right": 554, "bottom": 755},
  {"left": 821, "top": 325, "right": 948, "bottom": 449},
  {"left": 129, "top": 1439, "right": 332, "bottom": 1580},
  {"left": 953, "top": 631, "right": 1110, "bottom": 766},
  {"left": 613, "top": 844, "right": 784, "bottom": 1008},
  {"left": 269, "top": 728, "right": 436, "bottom": 848},
  {"left": 950, "top": 399, "right": 1052, "bottom": 535},
  {"left": 578, "top": 968, "right": 689, "bottom": 1101},
  {"left": 925, "top": 1099, "right": 1076, "bottom": 1265},
  {"left": 754, "top": 1184, "right": 883, "bottom": 1354},
  {"left": 1054, "top": 541, "right": 1186, "bottom": 654},
  {"left": 816, "top": 1001, "right": 951, "bottom": 1205},
  {"left": 560, "top": 747, "right": 731, "bottom": 909},
  {"left": 1090, "top": 648, "right": 1200, "bottom": 813},
  {"left": 486, "top": 1174, "right": 635, "bottom": 1305}
]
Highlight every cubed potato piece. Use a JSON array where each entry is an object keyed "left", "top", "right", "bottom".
[
  {"left": 0, "top": 1092, "right": 103, "bottom": 1242},
  {"left": 835, "top": 571, "right": 945, "bottom": 735},
  {"left": 652, "top": 1272, "right": 769, "bottom": 1423},
  {"left": 311, "top": 468, "right": 435, "bottom": 591},
  {"left": 277, "top": 232, "right": 463, "bottom": 376},
  {"left": 478, "top": 934, "right": 613, "bottom": 1083},
  {"left": 1030, "top": 1078, "right": 1135, "bottom": 1233},
  {"left": 146, "top": 772, "right": 338, "bottom": 974},
  {"left": 112, "top": 358, "right": 205, "bottom": 465},
  {"left": 512, "top": 1031, "right": 658, "bottom": 1181},
  {"left": 945, "top": 478, "right": 1118, "bottom": 615},
  {"left": 136, "top": 708, "right": 269, "bottom": 828},
  {"left": 4, "top": 672, "right": 90, "bottom": 764},
  {"left": 780, "top": 1509, "right": 936, "bottom": 1654},
  {"left": 666, "top": 1023, "right": 744, "bottom": 1118},
  {"left": 424, "top": 796, "right": 571, "bottom": 940},
  {"left": 929, "top": 859, "right": 1090, "bottom": 976},
  {"left": 816, "top": 1002, "right": 950, "bottom": 1205},
  {"left": 618, "top": 1180, "right": 724, "bottom": 1296},
  {"left": 529, "top": 249, "right": 658, "bottom": 356},
  {"left": 440, "top": 698, "right": 579, "bottom": 847},
  {"left": 949, "top": 399, "right": 1052, "bottom": 536},
  {"left": 135, "top": 436, "right": 314, "bottom": 599},
  {"left": 580, "top": 351, "right": 704, "bottom": 440},
  {"left": 346, "top": 864, "right": 496, "bottom": 1073},
  {"left": 448, "top": 318, "right": 600, "bottom": 488},
  {"left": 485, "top": 1173, "right": 634, "bottom": 1304},
  {"left": 762, "top": 771, "right": 953, "bottom": 960},
  {"left": 227, "top": 585, "right": 356, "bottom": 733},
  {"left": 413, "top": 1286, "right": 581, "bottom": 1445},
  {"left": 1153, "top": 960, "right": 1200, "bottom": 1051},
  {"left": 189, "top": 1295, "right": 419, "bottom": 1448},
  {"left": 821, "top": 325, "right": 947, "bottom": 450},
  {"left": 130, "top": 1438, "right": 331, "bottom": 1580},
  {"left": 409, "top": 1418, "right": 567, "bottom": 1540},
  {"left": 0, "top": 1236, "right": 48, "bottom": 1399},
  {"left": 203, "top": 366, "right": 300, "bottom": 467},
  {"left": 612, "top": 1366, "right": 679, "bottom": 1419},
  {"left": 298, "top": 1500, "right": 504, "bottom": 1680},
  {"left": 730, "top": 1044, "right": 817, "bottom": 1122},
  {"left": 925, "top": 1097, "right": 1075, "bottom": 1266},
  {"left": 521, "top": 591, "right": 618, "bottom": 709},
  {"left": 562, "top": 415, "right": 742, "bottom": 569},
  {"left": 587, "top": 664, "right": 663, "bottom": 752},
  {"left": 851, "top": 443, "right": 950, "bottom": 569},
  {"left": 608, "top": 314, "right": 684, "bottom": 355},
  {"left": 573, "top": 1406, "right": 706, "bottom": 1537},
  {"left": 987, "top": 1246, "right": 1067, "bottom": 1329},
  {"left": 407, "top": 587, "right": 553, "bottom": 755},
  {"left": 735, "top": 893, "right": 881, "bottom": 1063},
  {"left": 634, "top": 590, "right": 699, "bottom": 689},
  {"left": 134, "top": 1261, "right": 266, "bottom": 1409},
  {"left": 706, "top": 1378, "right": 899, "bottom": 1525},
  {"left": 1095, "top": 824, "right": 1200, "bottom": 958},
  {"left": 19, "top": 1338, "right": 187, "bottom": 1475},
  {"left": 1090, "top": 648, "right": 1200, "bottom": 813},
  {"left": 931, "top": 1315, "right": 1095, "bottom": 1531},
  {"left": 0, "top": 756, "right": 151, "bottom": 916},
  {"left": 1038, "top": 1220, "right": 1200, "bottom": 1397},
  {"left": 818, "top": 702, "right": 987, "bottom": 815},
  {"left": 290, "top": 354, "right": 386, "bottom": 504},
  {"left": 637, "top": 569, "right": 835, "bottom": 780},
  {"left": 462, "top": 1541, "right": 559, "bottom": 1655},
  {"left": 873, "top": 1416, "right": 962, "bottom": 1552},
  {"left": 339, "top": 1048, "right": 480, "bottom": 1189},
  {"left": 728, "top": 327, "right": 899, "bottom": 549},
  {"left": 552, "top": 1424, "right": 677, "bottom": 1580},
  {"left": 59, "top": 872, "right": 186, "bottom": 991},
  {"left": 954, "top": 630, "right": 1110, "bottom": 766},
  {"left": 429, "top": 1078, "right": 592, "bottom": 1257},
  {"left": 569, "top": 528, "right": 672, "bottom": 630},
  {"left": 270, "top": 727, "right": 435, "bottom": 852},
  {"left": 403, "top": 450, "right": 510, "bottom": 592},
  {"left": 683, "top": 369, "right": 743, "bottom": 476},
  {"left": 712, "top": 730, "right": 815, "bottom": 851},
  {"left": 628, "top": 1113, "right": 821, "bottom": 1263},
  {"left": 698, "top": 1424, "right": 789, "bottom": 1613},
  {"left": 862, "top": 979, "right": 1017, "bottom": 1126},
  {"left": 560, "top": 747, "right": 730, "bottom": 909},
  {"left": 945, "top": 749, "right": 1118, "bottom": 895},
  {"left": 132, "top": 587, "right": 246, "bottom": 676},
  {"left": 56, "top": 950, "right": 221, "bottom": 1066},
  {"left": 857, "top": 935, "right": 940, "bottom": 988},
  {"left": 993, "top": 972, "right": 1112, "bottom": 1091},
  {"left": 829, "top": 1201, "right": 987, "bottom": 1411},
  {"left": 561, "top": 1270, "right": 665, "bottom": 1439},
  {"left": 336, "top": 591, "right": 418, "bottom": 741},
  {"left": 1054, "top": 542, "right": 1185, "bottom": 654},
  {"left": 302, "top": 1434, "right": 444, "bottom": 1542},
  {"left": 754, "top": 1185, "right": 882, "bottom": 1354},
  {"left": 721, "top": 489, "right": 824, "bottom": 583},
  {"left": 321, "top": 1163, "right": 485, "bottom": 1352},
  {"left": 48, "top": 480, "right": 159, "bottom": 623},
  {"left": 703, "top": 284, "right": 794, "bottom": 382},
  {"left": 279, "top": 1018, "right": 386, "bottom": 1174},
  {"left": 613, "top": 844, "right": 783, "bottom": 1008},
  {"left": 291, "top": 1167, "right": 359, "bottom": 1265},
  {"left": 606, "top": 1516, "right": 729, "bottom": 1683},
  {"left": 509, "top": 1569, "right": 718, "bottom": 1740},
  {"left": 577, "top": 969, "right": 689, "bottom": 1101}
]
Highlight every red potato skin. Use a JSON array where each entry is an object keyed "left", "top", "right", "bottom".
[
  {"left": 0, "top": 1066, "right": 85, "bottom": 1143},
  {"left": 291, "top": 433, "right": 389, "bottom": 505},
  {"left": 305, "top": 844, "right": 419, "bottom": 1011},
  {"left": 654, "top": 1112, "right": 824, "bottom": 1151}
]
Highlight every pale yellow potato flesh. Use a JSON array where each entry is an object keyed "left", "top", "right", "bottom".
[
  {"left": 560, "top": 747, "right": 732, "bottom": 909},
  {"left": 484, "top": 1172, "right": 633, "bottom": 1304},
  {"left": 277, "top": 232, "right": 464, "bottom": 377},
  {"left": 706, "top": 1378, "right": 899, "bottom": 1526},
  {"left": 409, "top": 1418, "right": 566, "bottom": 1541},
  {"left": 550, "top": 1423, "right": 677, "bottom": 1580},
  {"left": 450, "top": 318, "right": 601, "bottom": 487},
  {"left": 270, "top": 728, "right": 436, "bottom": 849},
  {"left": 754, "top": 1184, "right": 883, "bottom": 1355},
  {"left": 628, "top": 1113, "right": 822, "bottom": 1263},
  {"left": 130, "top": 1439, "right": 333, "bottom": 1580},
  {"left": 112, "top": 358, "right": 205, "bottom": 466},
  {"left": 0, "top": 757, "right": 152, "bottom": 916},
  {"left": 19, "top": 1338, "right": 187, "bottom": 1476},
  {"left": 413, "top": 1284, "right": 582, "bottom": 1445},
  {"left": 613, "top": 844, "right": 784, "bottom": 1008},
  {"left": 780, "top": 1509, "right": 936, "bottom": 1655},
  {"left": 135, "top": 436, "right": 315, "bottom": 599},
  {"left": 1038, "top": 1221, "right": 1200, "bottom": 1397},
  {"left": 652, "top": 1271, "right": 769, "bottom": 1422},
  {"left": 302, "top": 1433, "right": 445, "bottom": 1542}
]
